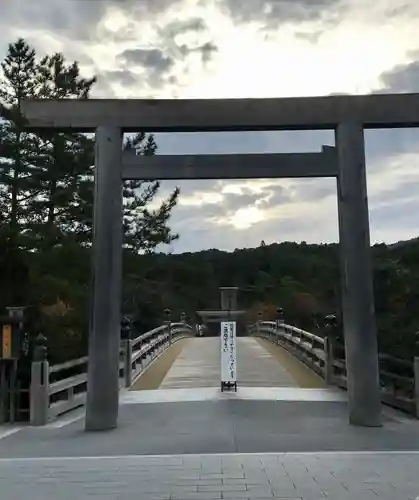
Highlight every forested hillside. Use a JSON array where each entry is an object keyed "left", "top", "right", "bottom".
[
  {"left": 3, "top": 238, "right": 418, "bottom": 363},
  {"left": 128, "top": 239, "right": 419, "bottom": 361}
]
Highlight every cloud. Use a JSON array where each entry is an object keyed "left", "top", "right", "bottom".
[
  {"left": 181, "top": 41, "right": 218, "bottom": 63},
  {"left": 167, "top": 185, "right": 339, "bottom": 252},
  {"left": 102, "top": 70, "right": 139, "bottom": 87},
  {"left": 91, "top": 10, "right": 217, "bottom": 94},
  {"left": 222, "top": 190, "right": 266, "bottom": 212},
  {"left": 2, "top": 0, "right": 184, "bottom": 38},
  {"left": 294, "top": 31, "right": 324, "bottom": 44},
  {"left": 370, "top": 198, "right": 419, "bottom": 242},
  {"left": 379, "top": 52, "right": 419, "bottom": 93},
  {"left": 258, "top": 184, "right": 293, "bottom": 208},
  {"left": 118, "top": 49, "right": 174, "bottom": 71},
  {"left": 113, "top": 48, "right": 175, "bottom": 88},
  {"left": 2, "top": 0, "right": 419, "bottom": 253},
  {"left": 371, "top": 177, "right": 419, "bottom": 208},
  {"left": 163, "top": 17, "right": 207, "bottom": 36},
  {"left": 219, "top": 0, "right": 341, "bottom": 25},
  {"left": 289, "top": 178, "right": 336, "bottom": 202},
  {"left": 157, "top": 16, "right": 218, "bottom": 66}
]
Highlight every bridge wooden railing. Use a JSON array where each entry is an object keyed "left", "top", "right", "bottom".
[
  {"left": 121, "top": 322, "right": 193, "bottom": 388},
  {"left": 249, "top": 320, "right": 419, "bottom": 418},
  {"left": 30, "top": 322, "right": 193, "bottom": 426}
]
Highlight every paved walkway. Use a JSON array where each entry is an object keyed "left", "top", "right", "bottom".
[
  {"left": 2, "top": 337, "right": 419, "bottom": 498},
  {"left": 2, "top": 452, "right": 419, "bottom": 499},
  {"left": 159, "top": 338, "right": 299, "bottom": 389},
  {"left": 2, "top": 395, "right": 419, "bottom": 458}
]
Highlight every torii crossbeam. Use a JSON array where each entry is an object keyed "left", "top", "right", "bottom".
[{"left": 121, "top": 146, "right": 337, "bottom": 180}]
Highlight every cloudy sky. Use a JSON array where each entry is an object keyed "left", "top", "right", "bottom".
[{"left": 2, "top": 0, "right": 419, "bottom": 253}]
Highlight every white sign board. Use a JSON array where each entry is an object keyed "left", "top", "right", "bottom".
[{"left": 221, "top": 321, "right": 237, "bottom": 384}]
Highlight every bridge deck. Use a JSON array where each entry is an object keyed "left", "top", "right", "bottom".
[{"left": 159, "top": 337, "right": 300, "bottom": 389}]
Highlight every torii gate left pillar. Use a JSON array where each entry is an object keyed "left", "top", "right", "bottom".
[{"left": 85, "top": 126, "right": 123, "bottom": 431}]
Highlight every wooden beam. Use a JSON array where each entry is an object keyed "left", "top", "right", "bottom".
[
  {"left": 121, "top": 147, "right": 338, "bottom": 180},
  {"left": 21, "top": 93, "right": 419, "bottom": 132}
]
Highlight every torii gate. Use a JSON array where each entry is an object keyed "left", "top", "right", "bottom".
[
  {"left": 197, "top": 287, "right": 246, "bottom": 330},
  {"left": 21, "top": 93, "right": 419, "bottom": 431}
]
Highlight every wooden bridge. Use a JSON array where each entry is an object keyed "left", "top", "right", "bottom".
[{"left": 23, "top": 319, "right": 419, "bottom": 426}]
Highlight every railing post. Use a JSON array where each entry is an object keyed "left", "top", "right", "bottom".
[
  {"left": 257, "top": 311, "right": 263, "bottom": 336},
  {"left": 152, "top": 333, "right": 156, "bottom": 359},
  {"left": 167, "top": 322, "right": 172, "bottom": 344},
  {"left": 160, "top": 332, "right": 163, "bottom": 352},
  {"left": 324, "top": 336, "right": 335, "bottom": 385},
  {"left": 30, "top": 360, "right": 49, "bottom": 426},
  {"left": 414, "top": 357, "right": 419, "bottom": 418},
  {"left": 124, "top": 339, "right": 133, "bottom": 388},
  {"left": 164, "top": 308, "right": 172, "bottom": 345},
  {"left": 275, "top": 320, "right": 279, "bottom": 343},
  {"left": 274, "top": 308, "right": 283, "bottom": 343}
]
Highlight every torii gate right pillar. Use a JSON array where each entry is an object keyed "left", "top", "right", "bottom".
[{"left": 335, "top": 122, "right": 382, "bottom": 427}]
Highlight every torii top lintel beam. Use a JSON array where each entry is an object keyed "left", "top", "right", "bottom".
[{"left": 20, "top": 93, "right": 419, "bottom": 132}]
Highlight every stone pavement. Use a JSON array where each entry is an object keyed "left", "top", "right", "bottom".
[
  {"left": 2, "top": 397, "right": 419, "bottom": 458},
  {"left": 159, "top": 338, "right": 299, "bottom": 389},
  {"left": 121, "top": 387, "right": 345, "bottom": 405},
  {"left": 1, "top": 452, "right": 419, "bottom": 499},
  {"left": 2, "top": 339, "right": 419, "bottom": 498}
]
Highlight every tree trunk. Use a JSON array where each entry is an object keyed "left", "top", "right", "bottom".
[
  {"left": 45, "top": 137, "right": 58, "bottom": 247},
  {"left": 9, "top": 130, "right": 21, "bottom": 246}
]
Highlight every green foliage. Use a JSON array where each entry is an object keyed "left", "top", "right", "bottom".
[
  {"left": 0, "top": 39, "right": 39, "bottom": 247},
  {"left": 123, "top": 133, "right": 179, "bottom": 253},
  {"left": 0, "top": 38, "right": 179, "bottom": 362},
  {"left": 131, "top": 240, "right": 418, "bottom": 361}
]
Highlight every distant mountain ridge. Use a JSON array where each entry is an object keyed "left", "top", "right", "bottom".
[{"left": 388, "top": 237, "right": 419, "bottom": 249}]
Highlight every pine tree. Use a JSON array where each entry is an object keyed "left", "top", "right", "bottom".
[
  {"left": 0, "top": 38, "right": 39, "bottom": 247},
  {"left": 0, "top": 38, "right": 180, "bottom": 355},
  {"left": 1, "top": 39, "right": 180, "bottom": 255},
  {"left": 21, "top": 53, "right": 96, "bottom": 248},
  {"left": 123, "top": 133, "right": 179, "bottom": 253}
]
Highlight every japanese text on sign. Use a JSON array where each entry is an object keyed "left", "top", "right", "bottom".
[{"left": 220, "top": 321, "right": 237, "bottom": 383}]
